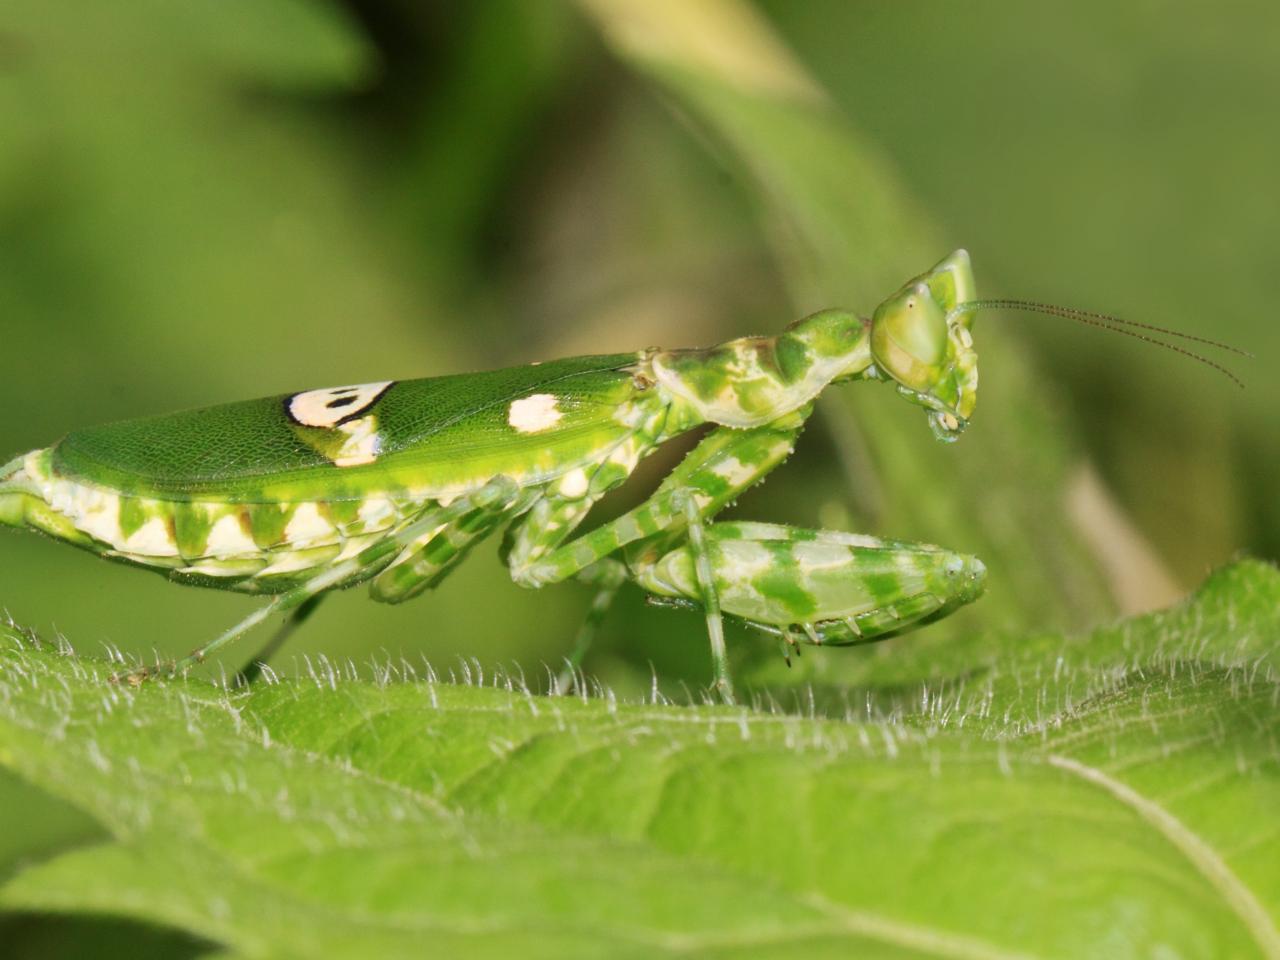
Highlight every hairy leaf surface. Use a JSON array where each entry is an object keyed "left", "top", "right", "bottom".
[{"left": 1, "top": 560, "right": 1277, "bottom": 958}]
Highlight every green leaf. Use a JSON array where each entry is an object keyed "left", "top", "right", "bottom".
[{"left": 2, "top": 559, "right": 1278, "bottom": 958}]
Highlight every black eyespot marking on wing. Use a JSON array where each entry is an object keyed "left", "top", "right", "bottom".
[{"left": 285, "top": 381, "right": 395, "bottom": 428}]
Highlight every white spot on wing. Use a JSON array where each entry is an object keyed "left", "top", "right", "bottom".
[
  {"left": 288, "top": 381, "right": 393, "bottom": 428},
  {"left": 508, "top": 393, "right": 563, "bottom": 434}
]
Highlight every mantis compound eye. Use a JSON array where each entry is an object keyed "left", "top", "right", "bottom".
[
  {"left": 870, "top": 281, "right": 949, "bottom": 392},
  {"left": 869, "top": 250, "right": 980, "bottom": 435}
]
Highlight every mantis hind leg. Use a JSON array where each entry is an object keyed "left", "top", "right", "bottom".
[
  {"left": 551, "top": 559, "right": 625, "bottom": 696},
  {"left": 113, "top": 476, "right": 526, "bottom": 685},
  {"left": 368, "top": 500, "right": 518, "bottom": 604},
  {"left": 114, "top": 552, "right": 373, "bottom": 686},
  {"left": 509, "top": 414, "right": 806, "bottom": 590},
  {"left": 233, "top": 593, "right": 326, "bottom": 685},
  {"left": 501, "top": 496, "right": 628, "bottom": 695}
]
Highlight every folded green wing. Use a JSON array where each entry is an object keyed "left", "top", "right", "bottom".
[{"left": 51, "top": 353, "right": 643, "bottom": 503}]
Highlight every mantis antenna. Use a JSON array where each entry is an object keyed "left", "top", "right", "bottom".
[{"left": 947, "top": 298, "right": 1250, "bottom": 389}]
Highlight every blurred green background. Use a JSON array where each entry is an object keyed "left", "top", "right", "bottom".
[
  {"left": 1, "top": 0, "right": 1276, "bottom": 953},
  {"left": 0, "top": 2, "right": 1274, "bottom": 707}
]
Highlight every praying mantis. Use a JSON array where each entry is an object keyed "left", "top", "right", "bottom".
[{"left": 0, "top": 250, "right": 1243, "bottom": 702}]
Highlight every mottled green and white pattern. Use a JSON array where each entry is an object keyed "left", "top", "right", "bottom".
[
  {"left": 636, "top": 522, "right": 984, "bottom": 645},
  {"left": 0, "top": 250, "right": 987, "bottom": 700}
]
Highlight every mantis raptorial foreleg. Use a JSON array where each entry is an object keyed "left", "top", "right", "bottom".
[
  {"left": 507, "top": 415, "right": 807, "bottom": 588},
  {"left": 505, "top": 416, "right": 809, "bottom": 700},
  {"left": 634, "top": 522, "right": 986, "bottom": 649}
]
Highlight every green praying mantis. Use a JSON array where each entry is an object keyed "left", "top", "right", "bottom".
[{"left": 0, "top": 251, "right": 1245, "bottom": 702}]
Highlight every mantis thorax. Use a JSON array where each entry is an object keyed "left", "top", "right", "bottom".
[{"left": 648, "top": 309, "right": 872, "bottom": 429}]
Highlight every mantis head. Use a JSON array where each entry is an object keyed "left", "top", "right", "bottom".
[
  {"left": 869, "top": 249, "right": 978, "bottom": 442},
  {"left": 655, "top": 247, "right": 1243, "bottom": 437},
  {"left": 866, "top": 247, "right": 1249, "bottom": 443}
]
